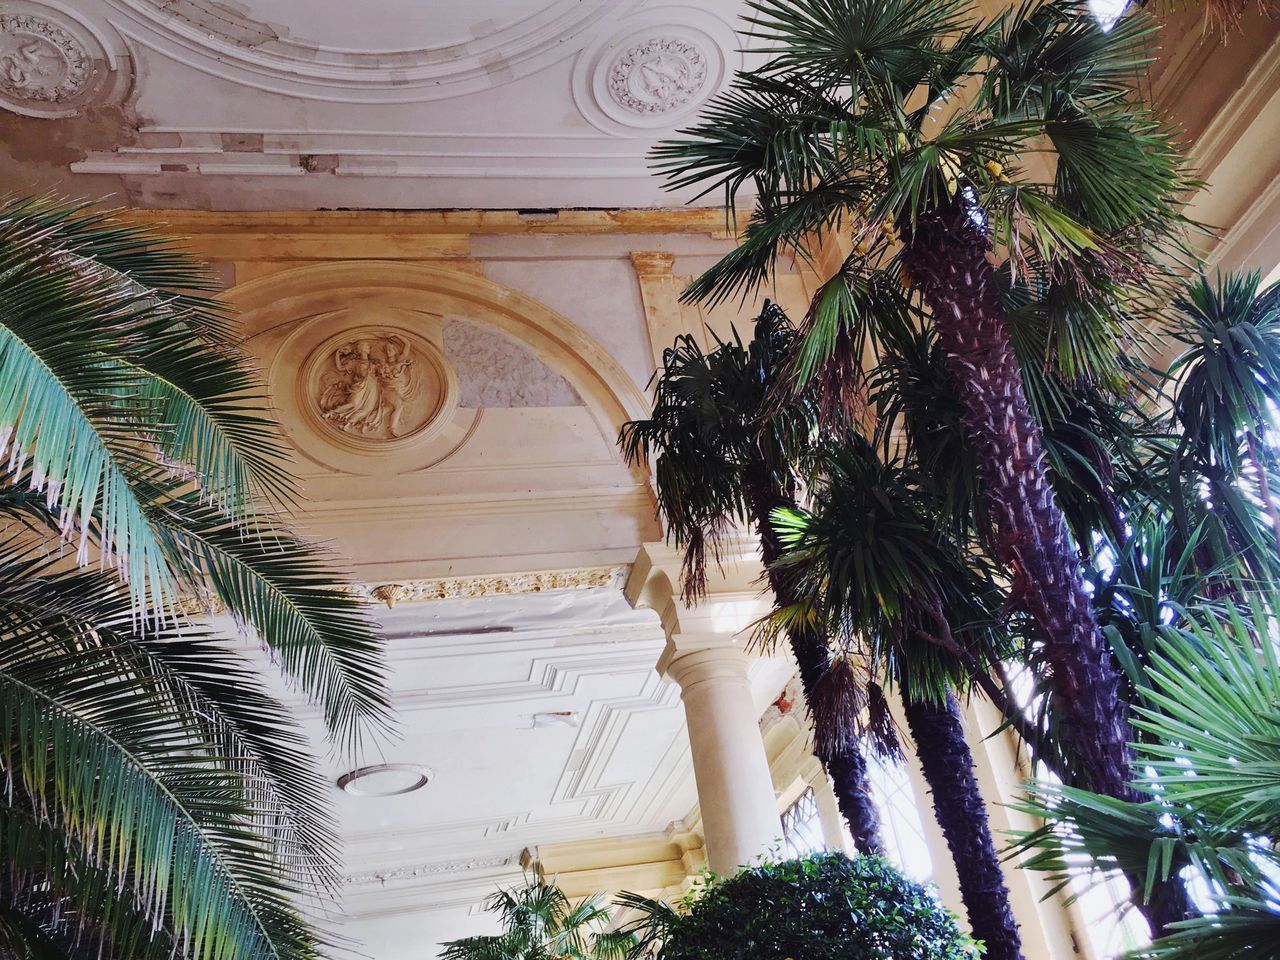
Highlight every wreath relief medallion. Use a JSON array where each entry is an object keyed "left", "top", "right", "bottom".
[
  {"left": 607, "top": 38, "right": 707, "bottom": 116},
  {"left": 0, "top": 3, "right": 120, "bottom": 118}
]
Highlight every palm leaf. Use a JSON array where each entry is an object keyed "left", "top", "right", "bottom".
[
  {"left": 0, "top": 645, "right": 324, "bottom": 960},
  {"left": 0, "top": 199, "right": 298, "bottom": 613},
  {"left": 0, "top": 544, "right": 338, "bottom": 886},
  {"left": 149, "top": 496, "right": 391, "bottom": 748}
]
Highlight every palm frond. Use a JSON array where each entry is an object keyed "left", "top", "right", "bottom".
[
  {"left": 0, "top": 636, "right": 324, "bottom": 960},
  {"left": 0, "top": 543, "right": 338, "bottom": 887},
  {"left": 1134, "top": 596, "right": 1280, "bottom": 836},
  {"left": 150, "top": 497, "right": 391, "bottom": 749},
  {"left": 0, "top": 198, "right": 300, "bottom": 613},
  {"left": 1, "top": 806, "right": 181, "bottom": 960},
  {"left": 443, "top": 876, "right": 633, "bottom": 960}
]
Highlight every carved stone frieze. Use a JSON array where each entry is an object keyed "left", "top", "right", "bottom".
[
  {"left": 359, "top": 566, "right": 631, "bottom": 607},
  {"left": 174, "top": 567, "right": 633, "bottom": 619},
  {"left": 607, "top": 38, "right": 707, "bottom": 116},
  {"left": 345, "top": 854, "right": 514, "bottom": 886},
  {"left": 0, "top": 3, "right": 122, "bottom": 117}
]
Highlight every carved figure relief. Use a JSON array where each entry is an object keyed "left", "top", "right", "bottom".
[
  {"left": 316, "top": 334, "right": 421, "bottom": 439},
  {"left": 608, "top": 38, "right": 707, "bottom": 115}
]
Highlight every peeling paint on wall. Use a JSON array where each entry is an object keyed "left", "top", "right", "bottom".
[{"left": 148, "top": 0, "right": 284, "bottom": 48}]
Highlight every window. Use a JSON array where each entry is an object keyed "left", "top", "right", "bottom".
[
  {"left": 865, "top": 753, "right": 935, "bottom": 885},
  {"left": 780, "top": 787, "right": 827, "bottom": 859}
]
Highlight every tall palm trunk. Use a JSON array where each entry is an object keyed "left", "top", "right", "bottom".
[
  {"left": 902, "top": 692, "right": 1023, "bottom": 960},
  {"left": 743, "top": 465, "right": 885, "bottom": 856},
  {"left": 901, "top": 196, "right": 1193, "bottom": 935}
]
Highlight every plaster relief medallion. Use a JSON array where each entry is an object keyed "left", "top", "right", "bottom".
[
  {"left": 608, "top": 38, "right": 706, "bottom": 116},
  {"left": 303, "top": 327, "right": 455, "bottom": 450},
  {"left": 572, "top": 8, "right": 737, "bottom": 135},
  {"left": 0, "top": 3, "right": 121, "bottom": 117}
]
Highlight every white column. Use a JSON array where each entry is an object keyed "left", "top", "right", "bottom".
[{"left": 660, "top": 633, "right": 781, "bottom": 875}]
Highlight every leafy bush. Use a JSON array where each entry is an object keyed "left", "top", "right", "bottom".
[{"left": 624, "top": 853, "right": 977, "bottom": 960}]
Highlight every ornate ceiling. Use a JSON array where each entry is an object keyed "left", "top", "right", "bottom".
[{"left": 0, "top": 0, "right": 747, "bottom": 208}]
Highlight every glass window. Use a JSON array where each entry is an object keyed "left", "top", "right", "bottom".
[
  {"left": 780, "top": 787, "right": 827, "bottom": 859},
  {"left": 865, "top": 753, "right": 935, "bottom": 885}
]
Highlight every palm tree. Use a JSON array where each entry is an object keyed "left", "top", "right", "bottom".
[
  {"left": 651, "top": 0, "right": 1189, "bottom": 884},
  {"left": 618, "top": 303, "right": 887, "bottom": 855},
  {"left": 773, "top": 437, "right": 1024, "bottom": 960},
  {"left": 440, "top": 876, "right": 635, "bottom": 960},
  {"left": 0, "top": 198, "right": 392, "bottom": 960},
  {"left": 1166, "top": 272, "right": 1280, "bottom": 575},
  {"left": 1013, "top": 590, "right": 1280, "bottom": 959}
]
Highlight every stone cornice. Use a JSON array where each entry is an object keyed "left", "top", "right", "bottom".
[{"left": 119, "top": 209, "right": 746, "bottom": 259}]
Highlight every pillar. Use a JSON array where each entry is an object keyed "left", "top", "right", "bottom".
[{"left": 659, "top": 633, "right": 782, "bottom": 875}]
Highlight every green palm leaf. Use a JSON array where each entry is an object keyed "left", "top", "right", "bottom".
[
  {"left": 0, "top": 544, "right": 338, "bottom": 886},
  {"left": 150, "top": 496, "right": 391, "bottom": 747},
  {"left": 0, "top": 649, "right": 323, "bottom": 960},
  {"left": 0, "top": 199, "right": 296, "bottom": 612}
]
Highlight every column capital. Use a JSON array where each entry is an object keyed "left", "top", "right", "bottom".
[
  {"left": 629, "top": 250, "right": 676, "bottom": 278},
  {"left": 626, "top": 540, "right": 770, "bottom": 642},
  {"left": 657, "top": 632, "right": 753, "bottom": 689}
]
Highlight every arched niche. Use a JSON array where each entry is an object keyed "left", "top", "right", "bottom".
[
  {"left": 226, "top": 260, "right": 648, "bottom": 428},
  {"left": 220, "top": 261, "right": 659, "bottom": 579}
]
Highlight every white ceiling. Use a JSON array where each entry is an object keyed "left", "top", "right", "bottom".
[
  {"left": 249, "top": 583, "right": 792, "bottom": 959},
  {"left": 1, "top": 0, "right": 752, "bottom": 209}
]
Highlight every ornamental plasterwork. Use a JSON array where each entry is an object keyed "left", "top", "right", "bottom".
[
  {"left": 316, "top": 333, "right": 420, "bottom": 440},
  {"left": 301, "top": 325, "right": 455, "bottom": 450},
  {"left": 572, "top": 9, "right": 735, "bottom": 135},
  {"left": 362, "top": 566, "right": 632, "bottom": 608},
  {"left": 120, "top": 0, "right": 625, "bottom": 102},
  {"left": 0, "top": 3, "right": 109, "bottom": 117},
  {"left": 607, "top": 37, "right": 707, "bottom": 115},
  {"left": 173, "top": 568, "right": 632, "bottom": 618},
  {"left": 345, "top": 854, "right": 514, "bottom": 886}
]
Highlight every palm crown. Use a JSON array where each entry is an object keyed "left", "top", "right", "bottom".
[
  {"left": 440, "top": 877, "right": 635, "bottom": 960},
  {"left": 619, "top": 305, "right": 888, "bottom": 855},
  {"left": 657, "top": 0, "right": 1182, "bottom": 327}
]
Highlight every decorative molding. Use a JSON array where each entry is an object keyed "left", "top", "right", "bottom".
[
  {"left": 307, "top": 328, "right": 451, "bottom": 445},
  {"left": 346, "top": 854, "right": 514, "bottom": 887},
  {"left": 607, "top": 38, "right": 708, "bottom": 117},
  {"left": 358, "top": 565, "right": 630, "bottom": 607},
  {"left": 175, "top": 565, "right": 632, "bottom": 617},
  {"left": 629, "top": 250, "right": 676, "bottom": 278},
  {"left": 571, "top": 7, "right": 738, "bottom": 136},
  {"left": 0, "top": 2, "right": 125, "bottom": 117},
  {"left": 118, "top": 208, "right": 743, "bottom": 243},
  {"left": 106, "top": 0, "right": 647, "bottom": 104}
]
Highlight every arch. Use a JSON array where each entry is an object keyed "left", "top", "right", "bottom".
[{"left": 223, "top": 260, "right": 650, "bottom": 434}]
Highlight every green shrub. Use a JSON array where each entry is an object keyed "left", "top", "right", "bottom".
[{"left": 625, "top": 853, "right": 977, "bottom": 960}]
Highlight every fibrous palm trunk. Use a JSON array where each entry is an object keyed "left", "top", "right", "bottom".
[
  {"left": 743, "top": 465, "right": 885, "bottom": 857},
  {"left": 901, "top": 196, "right": 1193, "bottom": 935},
  {"left": 902, "top": 692, "right": 1023, "bottom": 960}
]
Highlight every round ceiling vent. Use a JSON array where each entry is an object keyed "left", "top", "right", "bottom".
[{"left": 337, "top": 764, "right": 431, "bottom": 797}]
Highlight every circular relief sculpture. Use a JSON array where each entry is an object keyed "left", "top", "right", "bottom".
[
  {"left": 0, "top": 2, "right": 122, "bottom": 117},
  {"left": 571, "top": 7, "right": 738, "bottom": 136},
  {"left": 607, "top": 38, "right": 707, "bottom": 116},
  {"left": 303, "top": 327, "right": 454, "bottom": 449}
]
